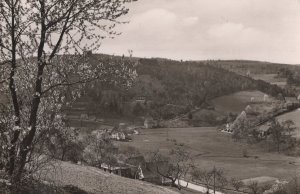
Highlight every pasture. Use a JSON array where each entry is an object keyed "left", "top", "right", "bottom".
[
  {"left": 117, "top": 127, "right": 299, "bottom": 180},
  {"left": 211, "top": 90, "right": 274, "bottom": 114},
  {"left": 251, "top": 74, "right": 287, "bottom": 88},
  {"left": 277, "top": 109, "right": 300, "bottom": 139}
]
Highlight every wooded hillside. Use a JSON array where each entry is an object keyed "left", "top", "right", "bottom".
[{"left": 80, "top": 55, "right": 288, "bottom": 120}]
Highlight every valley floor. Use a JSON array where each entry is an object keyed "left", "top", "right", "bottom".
[{"left": 117, "top": 127, "right": 299, "bottom": 181}]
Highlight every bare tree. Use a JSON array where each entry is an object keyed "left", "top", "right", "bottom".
[
  {"left": 0, "top": 0, "right": 137, "bottom": 186},
  {"left": 191, "top": 168, "right": 213, "bottom": 193},
  {"left": 192, "top": 166, "right": 227, "bottom": 194},
  {"left": 83, "top": 135, "right": 118, "bottom": 169},
  {"left": 247, "top": 181, "right": 260, "bottom": 194},
  {"left": 150, "top": 145, "right": 194, "bottom": 190},
  {"left": 230, "top": 178, "right": 245, "bottom": 192}
]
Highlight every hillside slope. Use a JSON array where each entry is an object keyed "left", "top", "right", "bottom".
[
  {"left": 74, "top": 56, "right": 286, "bottom": 122},
  {"left": 43, "top": 161, "right": 179, "bottom": 194}
]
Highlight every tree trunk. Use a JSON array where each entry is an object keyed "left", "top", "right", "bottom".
[
  {"left": 11, "top": 0, "right": 47, "bottom": 181},
  {"left": 7, "top": 2, "right": 21, "bottom": 177}
]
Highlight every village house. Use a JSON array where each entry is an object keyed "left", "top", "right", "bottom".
[
  {"left": 100, "top": 163, "right": 132, "bottom": 178},
  {"left": 135, "top": 96, "right": 146, "bottom": 104},
  {"left": 80, "top": 113, "right": 89, "bottom": 120},
  {"left": 111, "top": 131, "right": 126, "bottom": 141},
  {"left": 144, "top": 117, "right": 158, "bottom": 129},
  {"left": 125, "top": 156, "right": 170, "bottom": 185},
  {"left": 284, "top": 97, "right": 299, "bottom": 109}
]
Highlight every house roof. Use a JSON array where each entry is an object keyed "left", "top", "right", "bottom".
[{"left": 284, "top": 97, "right": 298, "bottom": 103}]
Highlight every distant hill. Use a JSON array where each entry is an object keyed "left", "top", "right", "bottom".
[
  {"left": 71, "top": 55, "right": 290, "bottom": 124},
  {"left": 203, "top": 60, "right": 300, "bottom": 76},
  {"left": 1, "top": 55, "right": 294, "bottom": 125}
]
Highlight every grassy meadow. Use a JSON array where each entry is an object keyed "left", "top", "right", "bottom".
[
  {"left": 117, "top": 127, "right": 299, "bottom": 181},
  {"left": 277, "top": 109, "right": 300, "bottom": 139},
  {"left": 251, "top": 74, "right": 287, "bottom": 88},
  {"left": 211, "top": 90, "right": 275, "bottom": 114}
]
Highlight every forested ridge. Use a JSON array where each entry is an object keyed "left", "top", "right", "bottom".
[{"left": 82, "top": 55, "right": 287, "bottom": 120}]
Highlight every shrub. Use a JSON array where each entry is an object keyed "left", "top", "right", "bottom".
[
  {"left": 242, "top": 149, "right": 249, "bottom": 158},
  {"left": 63, "top": 185, "right": 89, "bottom": 194},
  {"left": 46, "top": 128, "right": 84, "bottom": 163}
]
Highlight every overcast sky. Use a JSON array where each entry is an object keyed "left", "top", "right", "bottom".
[{"left": 99, "top": 0, "right": 300, "bottom": 64}]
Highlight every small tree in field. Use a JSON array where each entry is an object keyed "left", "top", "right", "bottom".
[
  {"left": 230, "top": 178, "right": 245, "bottom": 192},
  {"left": 247, "top": 181, "right": 260, "bottom": 194},
  {"left": 0, "top": 0, "right": 137, "bottom": 187},
  {"left": 192, "top": 166, "right": 227, "bottom": 194}
]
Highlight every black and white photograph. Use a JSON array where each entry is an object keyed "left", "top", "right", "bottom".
[{"left": 0, "top": 0, "right": 299, "bottom": 193}]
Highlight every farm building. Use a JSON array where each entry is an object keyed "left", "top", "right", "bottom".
[
  {"left": 284, "top": 97, "right": 299, "bottom": 108},
  {"left": 80, "top": 113, "right": 89, "bottom": 120},
  {"left": 245, "top": 105, "right": 253, "bottom": 114},
  {"left": 135, "top": 96, "right": 146, "bottom": 104},
  {"left": 100, "top": 163, "right": 132, "bottom": 178},
  {"left": 111, "top": 132, "right": 126, "bottom": 141},
  {"left": 118, "top": 123, "right": 128, "bottom": 129},
  {"left": 125, "top": 156, "right": 170, "bottom": 184},
  {"left": 284, "top": 97, "right": 298, "bottom": 104},
  {"left": 144, "top": 118, "right": 158, "bottom": 129},
  {"left": 263, "top": 94, "right": 269, "bottom": 102}
]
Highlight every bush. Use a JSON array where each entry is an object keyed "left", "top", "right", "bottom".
[
  {"left": 242, "top": 149, "right": 249, "bottom": 158},
  {"left": 188, "top": 112, "right": 193, "bottom": 120}
]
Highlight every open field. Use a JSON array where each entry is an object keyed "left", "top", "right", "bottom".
[
  {"left": 277, "top": 109, "right": 300, "bottom": 139},
  {"left": 251, "top": 74, "right": 287, "bottom": 88},
  {"left": 117, "top": 127, "right": 299, "bottom": 180},
  {"left": 257, "top": 108, "right": 300, "bottom": 140},
  {"left": 211, "top": 90, "right": 274, "bottom": 114}
]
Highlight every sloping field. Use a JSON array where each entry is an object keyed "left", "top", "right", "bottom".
[
  {"left": 256, "top": 108, "right": 300, "bottom": 140},
  {"left": 42, "top": 161, "right": 178, "bottom": 194},
  {"left": 277, "top": 109, "right": 300, "bottom": 139},
  {"left": 211, "top": 91, "right": 273, "bottom": 114},
  {"left": 252, "top": 74, "right": 287, "bottom": 88},
  {"left": 117, "top": 127, "right": 299, "bottom": 180}
]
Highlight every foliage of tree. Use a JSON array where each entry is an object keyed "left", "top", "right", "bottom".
[
  {"left": 83, "top": 57, "right": 287, "bottom": 120},
  {"left": 83, "top": 135, "right": 118, "bottom": 168},
  {"left": 0, "top": 0, "right": 137, "bottom": 186}
]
